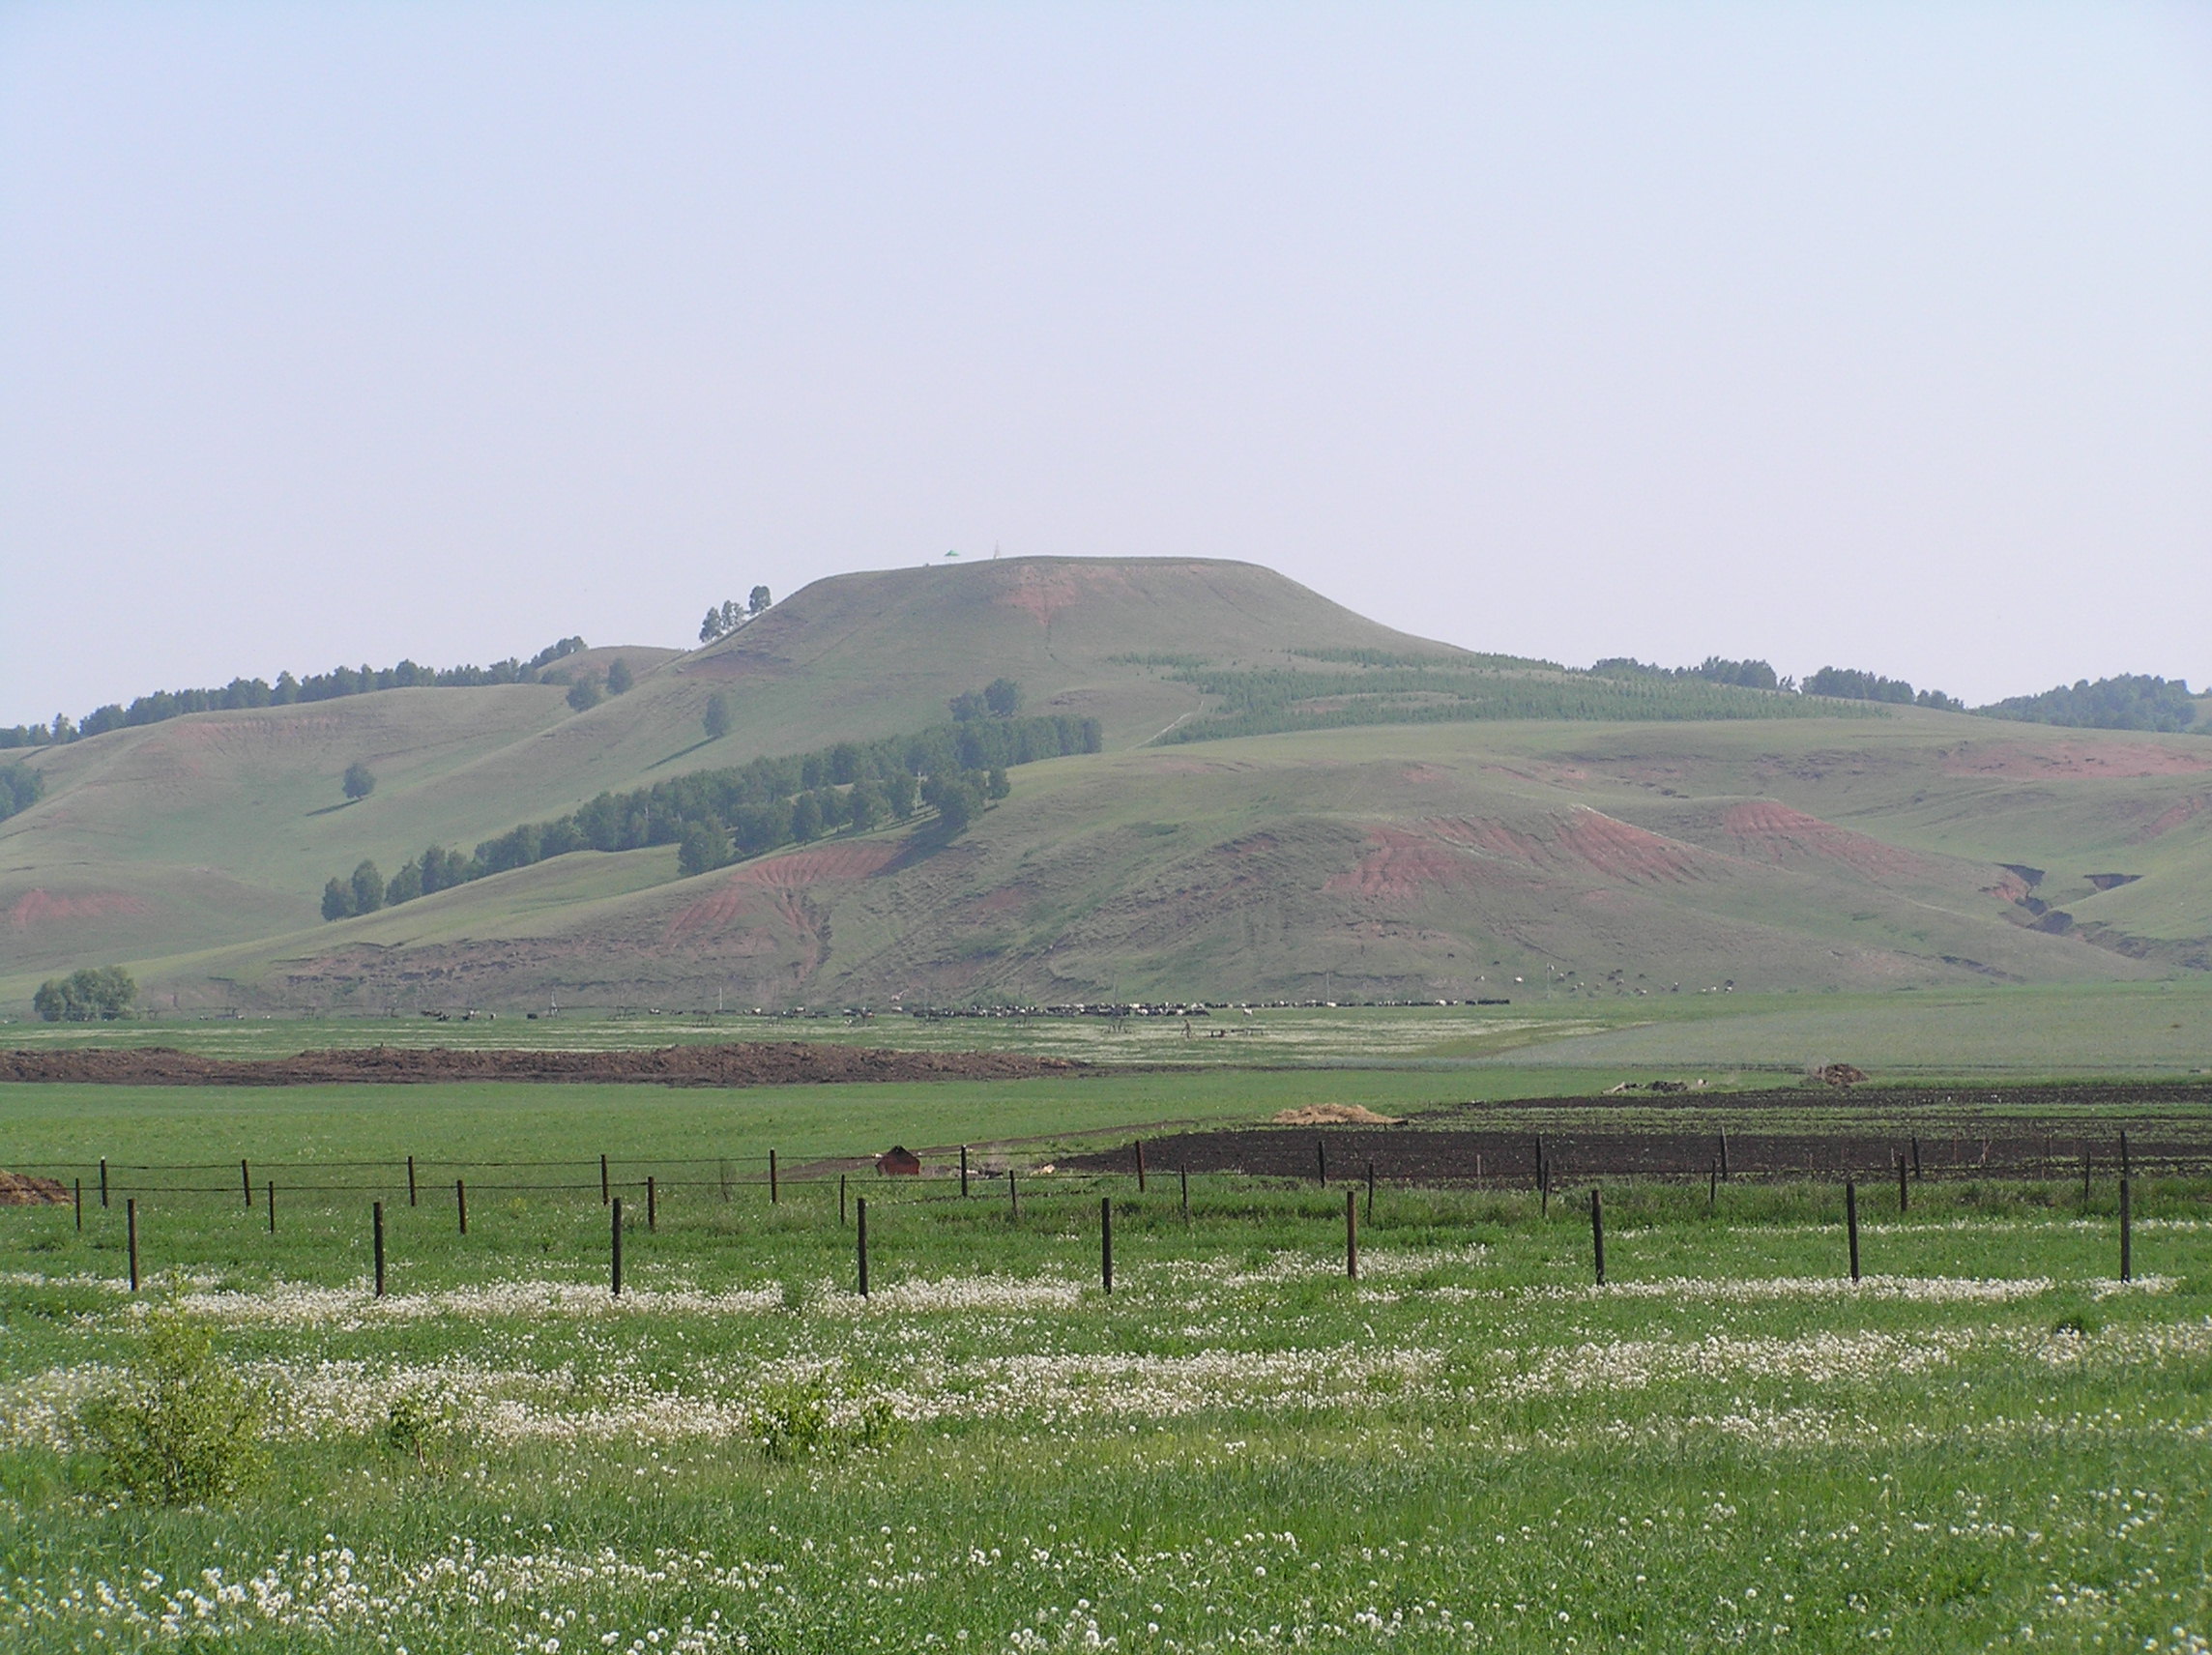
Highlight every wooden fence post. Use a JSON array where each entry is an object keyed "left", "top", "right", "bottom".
[
  {"left": 1008, "top": 1169, "right": 1019, "bottom": 1220},
  {"left": 611, "top": 1198, "right": 624, "bottom": 1297},
  {"left": 267, "top": 1180, "right": 276, "bottom": 1234},
  {"left": 1590, "top": 1187, "right": 1604, "bottom": 1287},
  {"left": 242, "top": 1158, "right": 251, "bottom": 1208},
  {"left": 647, "top": 1175, "right": 657, "bottom": 1231},
  {"left": 1719, "top": 1131, "right": 1730, "bottom": 1181},
  {"left": 856, "top": 1197, "right": 868, "bottom": 1297},
  {"left": 1101, "top": 1197, "right": 1113, "bottom": 1294},
  {"left": 1846, "top": 1178, "right": 1860, "bottom": 1283},
  {"left": 960, "top": 1145, "right": 970, "bottom": 1199},
  {"left": 456, "top": 1178, "right": 468, "bottom": 1235},
  {"left": 1898, "top": 1152, "right": 1908, "bottom": 1215},
  {"left": 2120, "top": 1175, "right": 2132, "bottom": 1284},
  {"left": 600, "top": 1154, "right": 610, "bottom": 1205},
  {"left": 407, "top": 1154, "right": 418, "bottom": 1206},
  {"left": 770, "top": 1149, "right": 779, "bottom": 1205},
  {"left": 1135, "top": 1141, "right": 1146, "bottom": 1193},
  {"left": 73, "top": 1178, "right": 82, "bottom": 1233},
  {"left": 1346, "top": 1189, "right": 1358, "bottom": 1281},
  {"left": 373, "top": 1201, "right": 386, "bottom": 1297},
  {"left": 1911, "top": 1136, "right": 1922, "bottom": 1180},
  {"left": 100, "top": 1157, "right": 109, "bottom": 1208},
  {"left": 126, "top": 1198, "right": 137, "bottom": 1292},
  {"left": 1316, "top": 1138, "right": 1326, "bottom": 1188}
]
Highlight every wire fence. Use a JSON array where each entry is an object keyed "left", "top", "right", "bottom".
[{"left": 14, "top": 1123, "right": 2212, "bottom": 1213}]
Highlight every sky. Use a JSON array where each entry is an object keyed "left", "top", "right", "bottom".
[{"left": 3, "top": 2, "right": 2208, "bottom": 724}]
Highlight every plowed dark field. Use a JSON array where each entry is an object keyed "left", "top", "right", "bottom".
[
  {"left": 0, "top": 1043, "right": 1088, "bottom": 1088},
  {"left": 1066, "top": 1083, "right": 2212, "bottom": 1183}
]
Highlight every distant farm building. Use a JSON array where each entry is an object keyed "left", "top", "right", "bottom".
[{"left": 876, "top": 1146, "right": 922, "bottom": 1176}]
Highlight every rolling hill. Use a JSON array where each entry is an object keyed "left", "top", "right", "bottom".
[{"left": 4, "top": 556, "right": 2210, "bottom": 1012}]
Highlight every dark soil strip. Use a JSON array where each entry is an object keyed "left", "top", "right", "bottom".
[
  {"left": 1064, "top": 1083, "right": 2212, "bottom": 1183},
  {"left": 0, "top": 1043, "right": 1088, "bottom": 1088}
]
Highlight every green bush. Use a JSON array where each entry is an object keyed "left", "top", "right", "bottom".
[
  {"left": 73, "top": 1313, "right": 265, "bottom": 1503},
  {"left": 748, "top": 1373, "right": 900, "bottom": 1462},
  {"left": 31, "top": 965, "right": 134, "bottom": 1022}
]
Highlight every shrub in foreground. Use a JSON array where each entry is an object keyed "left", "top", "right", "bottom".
[{"left": 73, "top": 1312, "right": 265, "bottom": 1504}]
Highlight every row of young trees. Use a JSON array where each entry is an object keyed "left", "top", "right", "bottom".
[
  {"left": 32, "top": 966, "right": 135, "bottom": 1022},
  {"left": 1, "top": 638, "right": 590, "bottom": 749},
  {"left": 699, "top": 589, "right": 772, "bottom": 643},
  {"left": 1592, "top": 656, "right": 1790, "bottom": 691},
  {"left": 318, "top": 706, "right": 1100, "bottom": 919}
]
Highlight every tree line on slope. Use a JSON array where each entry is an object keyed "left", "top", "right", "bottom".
[
  {"left": 1978, "top": 674, "right": 2201, "bottom": 734},
  {"left": 1, "top": 638, "right": 591, "bottom": 750},
  {"left": 1158, "top": 663, "right": 1861, "bottom": 743},
  {"left": 318, "top": 697, "right": 1099, "bottom": 920},
  {"left": 0, "top": 763, "right": 43, "bottom": 824}
]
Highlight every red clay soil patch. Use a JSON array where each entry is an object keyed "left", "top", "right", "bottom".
[
  {"left": 1325, "top": 828, "right": 1478, "bottom": 900},
  {"left": 1327, "top": 811, "right": 1708, "bottom": 901},
  {"left": 0, "top": 1043, "right": 1088, "bottom": 1088},
  {"left": 1430, "top": 811, "right": 1707, "bottom": 885},
  {"left": 2131, "top": 796, "right": 2210, "bottom": 845},
  {"left": 1941, "top": 742, "right": 2212, "bottom": 781},
  {"left": 0, "top": 1172, "right": 71, "bottom": 1205},
  {"left": 995, "top": 560, "right": 1126, "bottom": 626},
  {"left": 1715, "top": 801, "right": 1929, "bottom": 882},
  {"left": 6, "top": 889, "right": 155, "bottom": 930},
  {"left": 663, "top": 842, "right": 902, "bottom": 943}
]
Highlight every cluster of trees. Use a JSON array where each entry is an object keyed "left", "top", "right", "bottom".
[
  {"left": 563, "top": 656, "right": 633, "bottom": 712},
  {"left": 1802, "top": 667, "right": 1964, "bottom": 711},
  {"left": 318, "top": 703, "right": 1099, "bottom": 918},
  {"left": 32, "top": 965, "right": 135, "bottom": 1022},
  {"left": 1981, "top": 674, "right": 2200, "bottom": 734},
  {"left": 699, "top": 589, "right": 773, "bottom": 644},
  {"left": 1593, "top": 656, "right": 1789, "bottom": 691},
  {"left": 0, "top": 763, "right": 43, "bottom": 824},
  {"left": 949, "top": 678, "right": 1023, "bottom": 720},
  {"left": 0, "top": 637, "right": 590, "bottom": 750}
]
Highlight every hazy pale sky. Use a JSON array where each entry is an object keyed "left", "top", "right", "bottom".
[{"left": 4, "top": 2, "right": 2208, "bottom": 722}]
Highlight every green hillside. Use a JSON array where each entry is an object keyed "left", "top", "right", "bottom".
[{"left": 5, "top": 556, "right": 2211, "bottom": 1012}]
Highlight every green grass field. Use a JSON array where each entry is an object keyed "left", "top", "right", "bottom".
[
  {"left": 2, "top": 1173, "right": 2204, "bottom": 1652},
  {"left": 3, "top": 1067, "right": 2208, "bottom": 1651},
  {"left": 8, "top": 982, "right": 2208, "bottom": 1086}
]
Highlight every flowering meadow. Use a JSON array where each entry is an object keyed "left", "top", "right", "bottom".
[{"left": 0, "top": 1158, "right": 2206, "bottom": 1655}]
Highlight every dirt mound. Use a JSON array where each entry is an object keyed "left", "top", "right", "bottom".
[
  {"left": 1816, "top": 1063, "right": 1869, "bottom": 1087},
  {"left": 0, "top": 1172, "right": 70, "bottom": 1205},
  {"left": 1271, "top": 1104, "right": 1404, "bottom": 1126},
  {"left": 0, "top": 1042, "right": 1088, "bottom": 1089}
]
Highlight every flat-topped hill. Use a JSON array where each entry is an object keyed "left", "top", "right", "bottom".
[{"left": 4, "top": 556, "right": 2210, "bottom": 1009}]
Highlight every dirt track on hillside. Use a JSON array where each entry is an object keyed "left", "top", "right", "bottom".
[{"left": 0, "top": 1043, "right": 1089, "bottom": 1088}]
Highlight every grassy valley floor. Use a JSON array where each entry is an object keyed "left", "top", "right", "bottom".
[{"left": 1, "top": 1134, "right": 2208, "bottom": 1650}]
